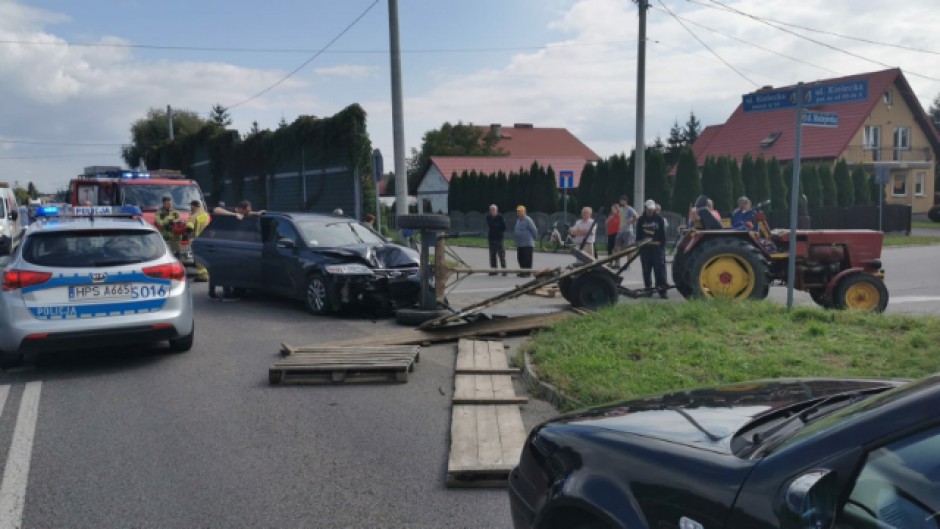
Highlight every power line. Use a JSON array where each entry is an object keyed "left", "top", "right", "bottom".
[
  {"left": 687, "top": 0, "right": 940, "bottom": 57},
  {"left": 0, "top": 152, "right": 119, "bottom": 160},
  {"left": 228, "top": 0, "right": 377, "bottom": 110},
  {"left": 698, "top": 0, "right": 940, "bottom": 82},
  {"left": 0, "top": 39, "right": 637, "bottom": 55},
  {"left": 650, "top": 5, "right": 839, "bottom": 75},
  {"left": 657, "top": 0, "right": 758, "bottom": 87},
  {"left": 0, "top": 139, "right": 125, "bottom": 146}
]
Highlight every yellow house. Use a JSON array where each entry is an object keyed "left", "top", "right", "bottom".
[{"left": 692, "top": 68, "right": 939, "bottom": 213}]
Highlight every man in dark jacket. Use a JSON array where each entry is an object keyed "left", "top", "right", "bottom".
[
  {"left": 636, "top": 200, "right": 668, "bottom": 298},
  {"left": 486, "top": 204, "right": 507, "bottom": 275}
]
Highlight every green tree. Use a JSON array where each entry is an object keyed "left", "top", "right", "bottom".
[
  {"left": 818, "top": 163, "right": 837, "bottom": 206},
  {"left": 802, "top": 164, "right": 824, "bottom": 210},
  {"left": 122, "top": 107, "right": 209, "bottom": 168},
  {"left": 700, "top": 156, "right": 718, "bottom": 209},
  {"left": 852, "top": 165, "right": 871, "bottom": 205},
  {"left": 26, "top": 182, "right": 39, "bottom": 199},
  {"left": 209, "top": 104, "right": 232, "bottom": 127},
  {"left": 740, "top": 153, "right": 755, "bottom": 198},
  {"left": 644, "top": 148, "right": 669, "bottom": 210},
  {"left": 407, "top": 121, "right": 507, "bottom": 194},
  {"left": 781, "top": 161, "right": 795, "bottom": 210},
  {"left": 833, "top": 159, "right": 854, "bottom": 207},
  {"left": 729, "top": 157, "right": 745, "bottom": 202},
  {"left": 545, "top": 166, "right": 560, "bottom": 214},
  {"left": 577, "top": 163, "right": 596, "bottom": 211},
  {"left": 447, "top": 173, "right": 461, "bottom": 212},
  {"left": 607, "top": 153, "right": 631, "bottom": 205},
  {"left": 752, "top": 156, "right": 771, "bottom": 205},
  {"left": 712, "top": 156, "right": 734, "bottom": 214},
  {"left": 507, "top": 172, "right": 519, "bottom": 210},
  {"left": 592, "top": 158, "right": 611, "bottom": 212},
  {"left": 683, "top": 111, "right": 702, "bottom": 145},
  {"left": 665, "top": 119, "right": 684, "bottom": 168},
  {"left": 672, "top": 147, "right": 701, "bottom": 214},
  {"left": 13, "top": 187, "right": 29, "bottom": 204},
  {"left": 768, "top": 157, "right": 788, "bottom": 211}
]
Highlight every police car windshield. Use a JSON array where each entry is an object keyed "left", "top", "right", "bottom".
[
  {"left": 23, "top": 230, "right": 166, "bottom": 267},
  {"left": 122, "top": 185, "right": 201, "bottom": 210}
]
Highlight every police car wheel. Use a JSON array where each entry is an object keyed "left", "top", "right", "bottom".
[{"left": 169, "top": 323, "right": 195, "bottom": 353}]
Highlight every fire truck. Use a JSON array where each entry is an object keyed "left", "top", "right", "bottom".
[{"left": 69, "top": 166, "right": 207, "bottom": 265}]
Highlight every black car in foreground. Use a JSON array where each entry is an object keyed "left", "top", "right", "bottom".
[
  {"left": 192, "top": 213, "right": 421, "bottom": 315},
  {"left": 509, "top": 375, "right": 940, "bottom": 529}
]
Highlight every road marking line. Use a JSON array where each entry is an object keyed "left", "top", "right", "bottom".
[
  {"left": 0, "top": 382, "right": 42, "bottom": 529},
  {"left": 0, "top": 387, "right": 7, "bottom": 422}
]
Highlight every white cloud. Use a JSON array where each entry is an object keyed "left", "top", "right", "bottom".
[{"left": 313, "top": 65, "right": 377, "bottom": 79}]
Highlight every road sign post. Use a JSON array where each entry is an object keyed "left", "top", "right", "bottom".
[
  {"left": 559, "top": 170, "right": 574, "bottom": 221},
  {"left": 372, "top": 149, "right": 384, "bottom": 233}
]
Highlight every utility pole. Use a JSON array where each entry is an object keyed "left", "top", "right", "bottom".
[
  {"left": 388, "top": 0, "right": 408, "bottom": 216},
  {"left": 167, "top": 105, "right": 174, "bottom": 141},
  {"left": 632, "top": 0, "right": 649, "bottom": 206}
]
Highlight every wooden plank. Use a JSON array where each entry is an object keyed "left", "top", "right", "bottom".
[
  {"left": 454, "top": 367, "right": 520, "bottom": 375},
  {"left": 270, "top": 369, "right": 409, "bottom": 385},
  {"left": 453, "top": 374, "right": 527, "bottom": 404},
  {"left": 446, "top": 404, "right": 527, "bottom": 488},
  {"left": 455, "top": 339, "right": 475, "bottom": 372},
  {"left": 486, "top": 341, "right": 509, "bottom": 370},
  {"left": 318, "top": 311, "right": 579, "bottom": 348},
  {"left": 473, "top": 340, "right": 491, "bottom": 371}
]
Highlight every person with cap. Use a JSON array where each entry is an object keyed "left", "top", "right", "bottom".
[
  {"left": 636, "top": 199, "right": 668, "bottom": 299},
  {"left": 185, "top": 200, "right": 211, "bottom": 282},
  {"left": 513, "top": 205, "right": 538, "bottom": 277},
  {"left": 156, "top": 195, "right": 182, "bottom": 256},
  {"left": 485, "top": 204, "right": 507, "bottom": 275},
  {"left": 612, "top": 195, "right": 639, "bottom": 266}
]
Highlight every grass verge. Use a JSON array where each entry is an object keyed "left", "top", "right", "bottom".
[
  {"left": 526, "top": 300, "right": 940, "bottom": 411},
  {"left": 912, "top": 220, "right": 940, "bottom": 230},
  {"left": 883, "top": 234, "right": 940, "bottom": 246}
]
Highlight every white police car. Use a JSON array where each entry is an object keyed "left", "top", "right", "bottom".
[{"left": 0, "top": 206, "right": 194, "bottom": 368}]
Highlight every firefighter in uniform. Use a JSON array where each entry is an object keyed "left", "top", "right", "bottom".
[
  {"left": 156, "top": 195, "right": 182, "bottom": 257},
  {"left": 186, "top": 199, "right": 210, "bottom": 282}
]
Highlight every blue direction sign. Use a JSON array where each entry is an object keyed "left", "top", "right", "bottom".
[
  {"left": 805, "top": 80, "right": 868, "bottom": 106},
  {"left": 802, "top": 111, "right": 838, "bottom": 127},
  {"left": 742, "top": 89, "right": 797, "bottom": 112},
  {"left": 559, "top": 170, "right": 575, "bottom": 189}
]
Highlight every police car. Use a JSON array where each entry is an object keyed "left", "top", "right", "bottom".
[{"left": 0, "top": 205, "right": 194, "bottom": 368}]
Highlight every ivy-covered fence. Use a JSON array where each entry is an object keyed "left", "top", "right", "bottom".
[{"left": 150, "top": 104, "right": 375, "bottom": 217}]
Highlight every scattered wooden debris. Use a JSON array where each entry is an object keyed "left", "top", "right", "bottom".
[
  {"left": 528, "top": 285, "right": 560, "bottom": 298},
  {"left": 447, "top": 339, "right": 528, "bottom": 488},
  {"left": 269, "top": 345, "right": 420, "bottom": 385}
]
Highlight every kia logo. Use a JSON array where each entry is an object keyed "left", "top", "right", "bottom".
[{"left": 91, "top": 272, "right": 107, "bottom": 283}]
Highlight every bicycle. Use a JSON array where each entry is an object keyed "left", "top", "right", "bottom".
[{"left": 539, "top": 221, "right": 573, "bottom": 252}]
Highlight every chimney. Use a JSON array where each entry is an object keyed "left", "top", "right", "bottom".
[
  {"left": 513, "top": 123, "right": 533, "bottom": 129},
  {"left": 490, "top": 123, "right": 502, "bottom": 137}
]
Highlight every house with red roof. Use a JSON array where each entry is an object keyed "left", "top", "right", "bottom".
[
  {"left": 691, "top": 68, "right": 940, "bottom": 214},
  {"left": 416, "top": 123, "right": 600, "bottom": 213}
]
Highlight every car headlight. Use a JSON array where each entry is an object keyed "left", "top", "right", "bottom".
[{"left": 325, "top": 264, "right": 374, "bottom": 275}]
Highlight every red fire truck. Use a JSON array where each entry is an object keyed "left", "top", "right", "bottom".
[{"left": 69, "top": 166, "right": 207, "bottom": 265}]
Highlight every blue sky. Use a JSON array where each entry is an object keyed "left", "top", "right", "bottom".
[{"left": 2, "top": 0, "right": 940, "bottom": 191}]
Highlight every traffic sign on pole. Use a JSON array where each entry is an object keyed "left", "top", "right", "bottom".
[
  {"left": 802, "top": 111, "right": 838, "bottom": 127},
  {"left": 559, "top": 170, "right": 575, "bottom": 189}
]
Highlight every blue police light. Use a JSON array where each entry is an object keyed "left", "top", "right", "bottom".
[
  {"left": 119, "top": 171, "right": 150, "bottom": 180},
  {"left": 35, "top": 206, "right": 61, "bottom": 217}
]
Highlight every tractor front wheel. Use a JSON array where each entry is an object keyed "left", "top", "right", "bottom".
[
  {"left": 672, "top": 250, "right": 693, "bottom": 298},
  {"left": 688, "top": 238, "right": 770, "bottom": 301},
  {"left": 833, "top": 274, "right": 888, "bottom": 312}
]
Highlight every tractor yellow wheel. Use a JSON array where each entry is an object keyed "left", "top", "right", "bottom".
[
  {"left": 834, "top": 274, "right": 888, "bottom": 312},
  {"left": 688, "top": 238, "right": 770, "bottom": 301},
  {"left": 699, "top": 255, "right": 756, "bottom": 300}
]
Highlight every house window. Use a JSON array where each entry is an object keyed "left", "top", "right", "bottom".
[
  {"left": 892, "top": 173, "right": 907, "bottom": 197},
  {"left": 883, "top": 90, "right": 893, "bottom": 106},
  {"left": 760, "top": 131, "right": 781, "bottom": 148},
  {"left": 915, "top": 172, "right": 925, "bottom": 196},
  {"left": 893, "top": 126, "right": 910, "bottom": 161},
  {"left": 864, "top": 126, "right": 881, "bottom": 161}
]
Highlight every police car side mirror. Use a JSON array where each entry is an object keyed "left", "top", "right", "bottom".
[
  {"left": 781, "top": 470, "right": 838, "bottom": 529},
  {"left": 276, "top": 238, "right": 296, "bottom": 249},
  {"left": 8, "top": 210, "right": 17, "bottom": 221}
]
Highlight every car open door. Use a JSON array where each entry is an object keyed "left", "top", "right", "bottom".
[{"left": 192, "top": 215, "right": 263, "bottom": 290}]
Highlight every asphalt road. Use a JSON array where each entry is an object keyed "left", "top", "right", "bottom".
[{"left": 0, "top": 242, "right": 937, "bottom": 528}]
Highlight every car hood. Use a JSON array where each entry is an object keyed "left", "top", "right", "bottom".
[
  {"left": 553, "top": 378, "right": 900, "bottom": 453},
  {"left": 310, "top": 243, "right": 419, "bottom": 268}
]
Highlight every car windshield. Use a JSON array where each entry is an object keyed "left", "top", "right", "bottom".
[
  {"left": 23, "top": 229, "right": 166, "bottom": 267},
  {"left": 296, "top": 220, "right": 384, "bottom": 247},
  {"left": 121, "top": 184, "right": 202, "bottom": 210}
]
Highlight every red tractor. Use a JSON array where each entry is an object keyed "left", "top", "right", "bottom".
[{"left": 671, "top": 202, "right": 888, "bottom": 311}]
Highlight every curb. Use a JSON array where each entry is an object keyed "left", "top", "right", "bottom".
[{"left": 511, "top": 349, "right": 583, "bottom": 410}]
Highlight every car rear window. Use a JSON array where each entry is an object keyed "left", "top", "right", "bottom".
[
  {"left": 199, "top": 216, "right": 262, "bottom": 243},
  {"left": 23, "top": 230, "right": 166, "bottom": 267}
]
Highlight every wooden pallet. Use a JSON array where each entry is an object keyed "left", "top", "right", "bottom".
[
  {"left": 269, "top": 346, "right": 420, "bottom": 385},
  {"left": 446, "top": 404, "right": 528, "bottom": 487}
]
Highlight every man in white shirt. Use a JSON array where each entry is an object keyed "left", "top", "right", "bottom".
[{"left": 570, "top": 206, "right": 598, "bottom": 258}]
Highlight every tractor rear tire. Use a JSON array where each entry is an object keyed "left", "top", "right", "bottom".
[
  {"left": 687, "top": 238, "right": 770, "bottom": 301},
  {"left": 572, "top": 271, "right": 618, "bottom": 310},
  {"left": 833, "top": 274, "right": 888, "bottom": 312},
  {"left": 672, "top": 251, "right": 693, "bottom": 298}
]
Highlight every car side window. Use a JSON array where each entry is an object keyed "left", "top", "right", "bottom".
[{"left": 837, "top": 425, "right": 940, "bottom": 528}]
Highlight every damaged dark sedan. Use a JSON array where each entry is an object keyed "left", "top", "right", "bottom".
[{"left": 192, "top": 212, "right": 421, "bottom": 315}]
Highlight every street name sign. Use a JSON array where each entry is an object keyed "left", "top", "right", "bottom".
[
  {"left": 559, "top": 170, "right": 575, "bottom": 189},
  {"left": 802, "top": 111, "right": 838, "bottom": 128},
  {"left": 804, "top": 80, "right": 868, "bottom": 106},
  {"left": 742, "top": 89, "right": 797, "bottom": 112}
]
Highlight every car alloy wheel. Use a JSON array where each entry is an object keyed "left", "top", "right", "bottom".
[{"left": 304, "top": 274, "right": 332, "bottom": 315}]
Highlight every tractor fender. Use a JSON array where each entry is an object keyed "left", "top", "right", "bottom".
[
  {"left": 681, "top": 229, "right": 763, "bottom": 254},
  {"left": 826, "top": 267, "right": 865, "bottom": 297}
]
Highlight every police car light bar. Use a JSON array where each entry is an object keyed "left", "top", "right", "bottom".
[{"left": 36, "top": 205, "right": 143, "bottom": 218}]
